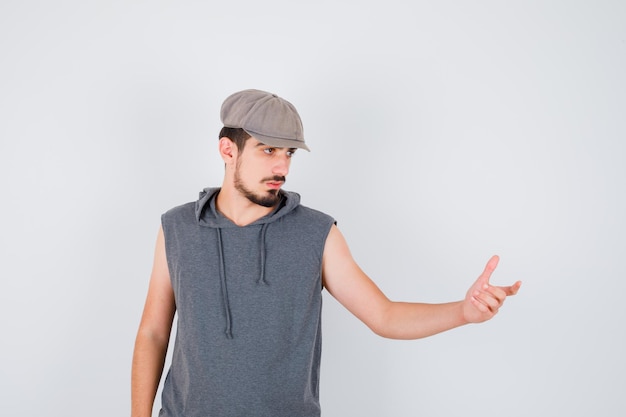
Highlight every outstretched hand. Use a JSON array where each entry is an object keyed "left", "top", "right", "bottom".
[{"left": 462, "top": 255, "right": 521, "bottom": 324}]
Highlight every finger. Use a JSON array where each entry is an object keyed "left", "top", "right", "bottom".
[
  {"left": 470, "top": 295, "right": 491, "bottom": 313},
  {"left": 470, "top": 293, "right": 500, "bottom": 316},
  {"left": 500, "top": 280, "right": 522, "bottom": 296},
  {"left": 482, "top": 285, "right": 506, "bottom": 304},
  {"left": 476, "top": 255, "right": 499, "bottom": 286},
  {"left": 477, "top": 281, "right": 522, "bottom": 314},
  {"left": 473, "top": 288, "right": 502, "bottom": 312}
]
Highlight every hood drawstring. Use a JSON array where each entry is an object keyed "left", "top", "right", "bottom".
[
  {"left": 258, "top": 223, "right": 269, "bottom": 285},
  {"left": 215, "top": 228, "right": 233, "bottom": 339},
  {"left": 215, "top": 223, "right": 270, "bottom": 339},
  {"left": 196, "top": 189, "right": 300, "bottom": 339}
]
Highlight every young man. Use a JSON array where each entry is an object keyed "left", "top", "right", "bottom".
[{"left": 131, "top": 89, "right": 521, "bottom": 417}]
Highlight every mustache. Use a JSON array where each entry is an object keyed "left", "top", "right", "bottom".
[{"left": 261, "top": 176, "right": 286, "bottom": 183}]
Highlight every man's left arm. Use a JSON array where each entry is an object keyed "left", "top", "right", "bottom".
[{"left": 321, "top": 225, "right": 521, "bottom": 340}]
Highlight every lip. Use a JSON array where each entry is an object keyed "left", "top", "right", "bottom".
[{"left": 266, "top": 181, "right": 283, "bottom": 190}]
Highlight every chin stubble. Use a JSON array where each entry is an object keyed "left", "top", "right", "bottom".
[{"left": 234, "top": 170, "right": 285, "bottom": 208}]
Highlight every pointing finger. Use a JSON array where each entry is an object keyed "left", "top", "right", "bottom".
[{"left": 478, "top": 255, "right": 500, "bottom": 286}]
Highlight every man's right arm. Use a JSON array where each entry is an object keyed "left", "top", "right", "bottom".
[{"left": 131, "top": 227, "right": 176, "bottom": 417}]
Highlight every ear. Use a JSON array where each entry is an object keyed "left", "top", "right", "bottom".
[{"left": 218, "top": 136, "right": 237, "bottom": 164}]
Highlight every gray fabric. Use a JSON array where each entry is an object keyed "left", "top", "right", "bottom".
[
  {"left": 220, "top": 89, "right": 310, "bottom": 151},
  {"left": 159, "top": 188, "right": 335, "bottom": 417}
]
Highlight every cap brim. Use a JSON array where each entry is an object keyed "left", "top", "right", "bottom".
[{"left": 245, "top": 130, "right": 310, "bottom": 152}]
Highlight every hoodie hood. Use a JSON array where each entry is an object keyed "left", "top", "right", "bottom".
[
  {"left": 194, "top": 187, "right": 301, "bottom": 228},
  {"left": 193, "top": 187, "right": 301, "bottom": 339}
]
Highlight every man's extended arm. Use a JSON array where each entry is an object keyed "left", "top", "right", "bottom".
[
  {"left": 131, "top": 227, "right": 176, "bottom": 417},
  {"left": 321, "top": 225, "right": 521, "bottom": 339}
]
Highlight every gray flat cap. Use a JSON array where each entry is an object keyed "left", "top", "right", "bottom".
[{"left": 220, "top": 89, "right": 309, "bottom": 151}]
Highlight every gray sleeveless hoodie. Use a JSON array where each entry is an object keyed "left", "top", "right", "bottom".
[{"left": 159, "top": 187, "right": 335, "bottom": 417}]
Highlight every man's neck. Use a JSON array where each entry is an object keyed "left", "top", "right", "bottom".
[{"left": 215, "top": 187, "right": 276, "bottom": 226}]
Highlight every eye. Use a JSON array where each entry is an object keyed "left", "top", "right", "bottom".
[
  {"left": 263, "top": 147, "right": 275, "bottom": 154},
  {"left": 287, "top": 149, "right": 296, "bottom": 157}
]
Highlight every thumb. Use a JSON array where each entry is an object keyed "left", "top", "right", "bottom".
[{"left": 502, "top": 280, "right": 522, "bottom": 296}]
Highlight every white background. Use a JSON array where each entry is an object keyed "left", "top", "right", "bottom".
[{"left": 1, "top": 1, "right": 625, "bottom": 416}]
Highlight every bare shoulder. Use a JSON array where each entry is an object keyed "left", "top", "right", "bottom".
[
  {"left": 321, "top": 224, "right": 372, "bottom": 292},
  {"left": 323, "top": 224, "right": 352, "bottom": 259},
  {"left": 321, "top": 224, "right": 390, "bottom": 331}
]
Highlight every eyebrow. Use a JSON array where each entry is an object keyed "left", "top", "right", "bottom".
[{"left": 255, "top": 143, "right": 297, "bottom": 153}]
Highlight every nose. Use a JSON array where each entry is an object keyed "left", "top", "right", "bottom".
[{"left": 272, "top": 154, "right": 290, "bottom": 177}]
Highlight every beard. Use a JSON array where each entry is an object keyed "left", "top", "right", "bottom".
[{"left": 234, "top": 165, "right": 285, "bottom": 208}]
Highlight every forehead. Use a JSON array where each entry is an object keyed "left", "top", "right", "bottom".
[
  {"left": 248, "top": 137, "right": 266, "bottom": 147},
  {"left": 245, "top": 137, "right": 296, "bottom": 152}
]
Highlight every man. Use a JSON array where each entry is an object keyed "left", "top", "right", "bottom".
[{"left": 131, "top": 89, "right": 521, "bottom": 417}]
